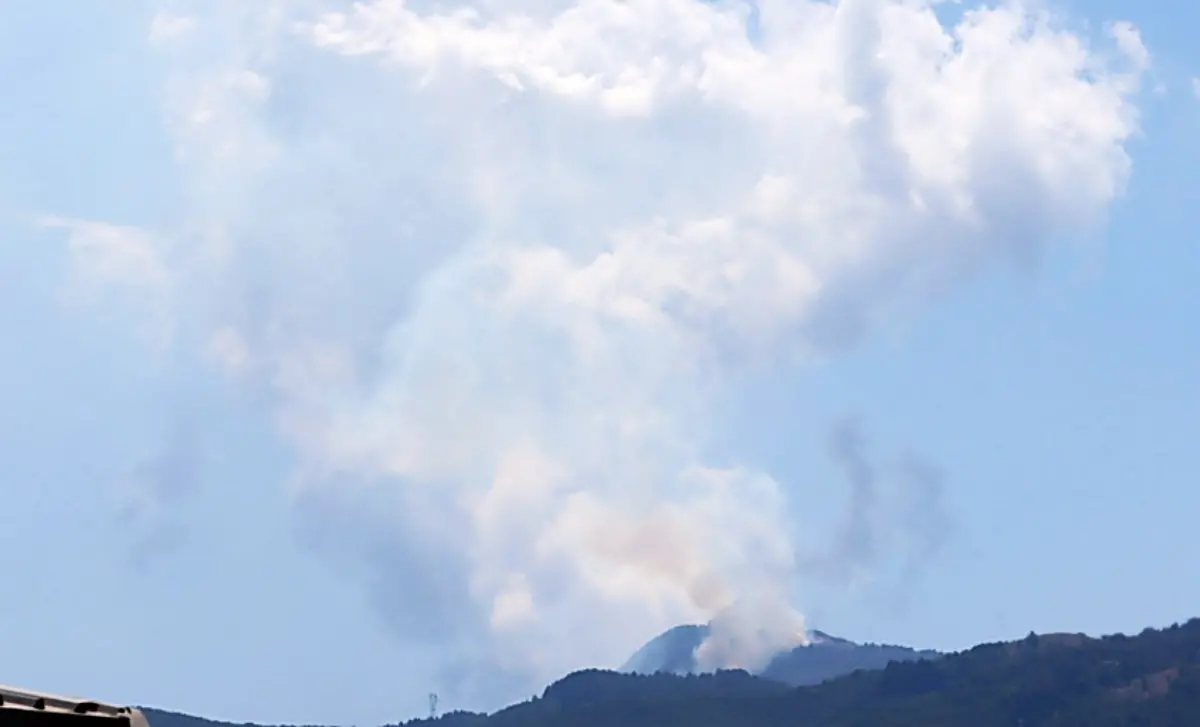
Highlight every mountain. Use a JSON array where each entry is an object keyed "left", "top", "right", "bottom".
[
  {"left": 619, "top": 624, "right": 710, "bottom": 675},
  {"left": 399, "top": 619, "right": 1200, "bottom": 727},
  {"left": 761, "top": 630, "right": 942, "bottom": 686},
  {"left": 620, "top": 622, "right": 940, "bottom": 686},
  {"left": 140, "top": 712, "right": 249, "bottom": 727},
  {"left": 138, "top": 617, "right": 1200, "bottom": 727}
]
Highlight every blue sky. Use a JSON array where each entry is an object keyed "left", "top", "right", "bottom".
[{"left": 0, "top": 0, "right": 1197, "bottom": 724}]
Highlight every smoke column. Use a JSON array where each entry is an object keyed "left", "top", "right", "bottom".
[{"left": 58, "top": 0, "right": 1147, "bottom": 709}]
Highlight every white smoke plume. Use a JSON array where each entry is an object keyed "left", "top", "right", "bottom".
[
  {"left": 694, "top": 595, "right": 811, "bottom": 673},
  {"left": 59, "top": 0, "right": 1145, "bottom": 710}
]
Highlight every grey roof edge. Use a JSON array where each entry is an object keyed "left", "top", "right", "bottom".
[{"left": 0, "top": 684, "right": 151, "bottom": 725}]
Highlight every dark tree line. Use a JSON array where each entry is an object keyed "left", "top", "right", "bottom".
[
  {"left": 397, "top": 618, "right": 1200, "bottom": 727},
  {"left": 144, "top": 617, "right": 1200, "bottom": 727}
]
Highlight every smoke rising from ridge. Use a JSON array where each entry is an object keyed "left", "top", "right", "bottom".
[
  {"left": 54, "top": 0, "right": 1145, "bottom": 710},
  {"left": 694, "top": 595, "right": 811, "bottom": 673}
]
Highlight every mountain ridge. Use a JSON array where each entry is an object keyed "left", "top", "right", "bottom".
[
  {"left": 138, "top": 617, "right": 1200, "bottom": 727},
  {"left": 620, "top": 622, "right": 939, "bottom": 687}
]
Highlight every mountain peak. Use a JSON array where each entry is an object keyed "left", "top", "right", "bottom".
[{"left": 620, "top": 623, "right": 938, "bottom": 687}]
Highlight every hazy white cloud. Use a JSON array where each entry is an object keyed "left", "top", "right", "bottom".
[
  {"left": 149, "top": 11, "right": 197, "bottom": 45},
  {"left": 1108, "top": 20, "right": 1149, "bottom": 79},
  {"left": 56, "top": 0, "right": 1146, "bottom": 710},
  {"left": 40, "top": 216, "right": 176, "bottom": 344},
  {"left": 42, "top": 216, "right": 170, "bottom": 296},
  {"left": 164, "top": 67, "right": 273, "bottom": 169},
  {"left": 204, "top": 326, "right": 256, "bottom": 377}
]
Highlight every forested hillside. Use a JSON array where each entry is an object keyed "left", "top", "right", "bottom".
[
  {"left": 143, "top": 618, "right": 1200, "bottom": 727},
  {"left": 396, "top": 619, "right": 1200, "bottom": 727}
]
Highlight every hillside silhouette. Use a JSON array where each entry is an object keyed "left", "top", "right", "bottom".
[
  {"left": 620, "top": 624, "right": 940, "bottom": 686},
  {"left": 142, "top": 618, "right": 1200, "bottom": 727}
]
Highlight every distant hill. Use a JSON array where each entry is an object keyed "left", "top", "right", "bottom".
[
  {"left": 140, "top": 618, "right": 1200, "bottom": 727},
  {"left": 620, "top": 624, "right": 710, "bottom": 675},
  {"left": 140, "top": 710, "right": 246, "bottom": 727},
  {"left": 140, "top": 710, "right": 294, "bottom": 727},
  {"left": 139, "top": 709, "right": 334, "bottom": 727},
  {"left": 620, "top": 623, "right": 940, "bottom": 686},
  {"left": 395, "top": 618, "right": 1200, "bottom": 727}
]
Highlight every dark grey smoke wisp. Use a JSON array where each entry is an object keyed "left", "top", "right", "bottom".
[
  {"left": 117, "top": 413, "right": 202, "bottom": 569},
  {"left": 800, "top": 418, "right": 950, "bottom": 592}
]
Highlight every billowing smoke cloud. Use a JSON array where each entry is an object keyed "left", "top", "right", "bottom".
[
  {"left": 694, "top": 595, "right": 811, "bottom": 673},
  {"left": 55, "top": 0, "right": 1144, "bottom": 710}
]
